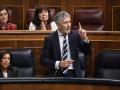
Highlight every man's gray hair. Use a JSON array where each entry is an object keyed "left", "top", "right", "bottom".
[{"left": 54, "top": 11, "right": 71, "bottom": 24}]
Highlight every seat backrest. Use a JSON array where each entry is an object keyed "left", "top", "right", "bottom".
[
  {"left": 9, "top": 48, "right": 35, "bottom": 77},
  {"left": 95, "top": 50, "right": 120, "bottom": 80},
  {"left": 72, "top": 9, "right": 104, "bottom": 31},
  {"left": 25, "top": 9, "right": 35, "bottom": 26},
  {"left": 78, "top": 52, "right": 86, "bottom": 77},
  {"left": 6, "top": 6, "right": 24, "bottom": 29}
]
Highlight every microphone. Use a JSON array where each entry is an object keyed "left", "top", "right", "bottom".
[
  {"left": 63, "top": 68, "right": 69, "bottom": 74},
  {"left": 53, "top": 69, "right": 59, "bottom": 77}
]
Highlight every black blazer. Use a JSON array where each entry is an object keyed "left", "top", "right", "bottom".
[
  {"left": 40, "top": 30, "right": 91, "bottom": 77},
  {"left": 0, "top": 67, "right": 17, "bottom": 78}
]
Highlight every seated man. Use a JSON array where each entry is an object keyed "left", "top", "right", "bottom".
[{"left": 40, "top": 11, "right": 91, "bottom": 77}]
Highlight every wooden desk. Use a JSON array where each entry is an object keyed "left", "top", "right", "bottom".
[
  {"left": 0, "top": 30, "right": 120, "bottom": 40},
  {"left": 0, "top": 30, "right": 120, "bottom": 77},
  {"left": 0, "top": 78, "right": 120, "bottom": 90}
]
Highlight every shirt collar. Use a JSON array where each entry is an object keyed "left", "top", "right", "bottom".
[{"left": 57, "top": 30, "right": 68, "bottom": 36}]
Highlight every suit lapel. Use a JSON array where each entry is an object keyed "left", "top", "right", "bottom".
[
  {"left": 0, "top": 70, "right": 4, "bottom": 77},
  {"left": 53, "top": 31, "right": 61, "bottom": 60},
  {"left": 68, "top": 31, "right": 74, "bottom": 60}
]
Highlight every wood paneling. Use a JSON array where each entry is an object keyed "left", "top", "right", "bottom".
[
  {"left": 112, "top": 6, "right": 120, "bottom": 31},
  {"left": 67, "top": 0, "right": 106, "bottom": 24},
  {"left": 0, "top": 83, "right": 120, "bottom": 90},
  {"left": 0, "top": 0, "right": 120, "bottom": 31}
]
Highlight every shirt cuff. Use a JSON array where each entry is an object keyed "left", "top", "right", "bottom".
[
  {"left": 83, "top": 38, "right": 89, "bottom": 43},
  {"left": 55, "top": 61, "right": 60, "bottom": 69}
]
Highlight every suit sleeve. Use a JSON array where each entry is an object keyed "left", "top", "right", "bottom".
[
  {"left": 40, "top": 37, "right": 56, "bottom": 69},
  {"left": 77, "top": 33, "right": 91, "bottom": 55}
]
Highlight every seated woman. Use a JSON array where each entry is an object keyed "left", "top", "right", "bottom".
[
  {"left": 0, "top": 50, "right": 17, "bottom": 78},
  {"left": 0, "top": 6, "right": 17, "bottom": 30},
  {"left": 29, "top": 6, "right": 57, "bottom": 31}
]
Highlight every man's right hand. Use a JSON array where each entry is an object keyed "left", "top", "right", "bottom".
[{"left": 59, "top": 59, "right": 74, "bottom": 69}]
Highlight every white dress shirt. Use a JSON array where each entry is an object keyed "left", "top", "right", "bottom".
[
  {"left": 29, "top": 21, "right": 58, "bottom": 31},
  {"left": 3, "top": 71, "right": 8, "bottom": 78},
  {"left": 55, "top": 31, "right": 73, "bottom": 70}
]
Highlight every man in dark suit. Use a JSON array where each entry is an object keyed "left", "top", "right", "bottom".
[{"left": 40, "top": 11, "right": 91, "bottom": 77}]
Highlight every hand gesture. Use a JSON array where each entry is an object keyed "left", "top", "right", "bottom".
[
  {"left": 78, "top": 22, "right": 88, "bottom": 40},
  {"left": 59, "top": 59, "right": 74, "bottom": 69},
  {"left": 41, "top": 21, "right": 47, "bottom": 30}
]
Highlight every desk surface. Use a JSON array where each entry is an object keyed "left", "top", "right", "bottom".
[
  {"left": 0, "top": 78, "right": 120, "bottom": 90},
  {"left": 0, "top": 77, "right": 120, "bottom": 85}
]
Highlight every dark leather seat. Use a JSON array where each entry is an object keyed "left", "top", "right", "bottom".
[
  {"left": 72, "top": 9, "right": 104, "bottom": 31},
  {"left": 95, "top": 50, "right": 120, "bottom": 80},
  {"left": 9, "top": 48, "right": 35, "bottom": 77},
  {"left": 25, "top": 9, "right": 35, "bottom": 27},
  {"left": 78, "top": 52, "right": 86, "bottom": 77}
]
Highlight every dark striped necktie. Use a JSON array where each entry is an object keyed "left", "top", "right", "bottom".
[
  {"left": 62, "top": 34, "right": 68, "bottom": 60},
  {"left": 62, "top": 34, "right": 70, "bottom": 76}
]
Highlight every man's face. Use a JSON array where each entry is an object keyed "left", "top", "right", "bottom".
[{"left": 58, "top": 16, "right": 71, "bottom": 34}]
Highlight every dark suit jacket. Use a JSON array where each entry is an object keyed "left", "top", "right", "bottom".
[
  {"left": 0, "top": 67, "right": 17, "bottom": 78},
  {"left": 40, "top": 30, "right": 91, "bottom": 77}
]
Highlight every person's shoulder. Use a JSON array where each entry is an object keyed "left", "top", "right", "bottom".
[
  {"left": 50, "top": 21, "right": 58, "bottom": 31},
  {"left": 29, "top": 22, "right": 35, "bottom": 26},
  {"left": 11, "top": 67, "right": 18, "bottom": 71},
  {"left": 0, "top": 69, "right": 3, "bottom": 77},
  {"left": 6, "top": 22, "right": 17, "bottom": 30},
  {"left": 29, "top": 22, "right": 36, "bottom": 30},
  {"left": 47, "top": 31, "right": 57, "bottom": 37},
  {"left": 70, "top": 30, "right": 79, "bottom": 35},
  {"left": 45, "top": 31, "right": 57, "bottom": 40},
  {"left": 10, "top": 67, "right": 18, "bottom": 77},
  {"left": 8, "top": 22, "right": 16, "bottom": 26}
]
